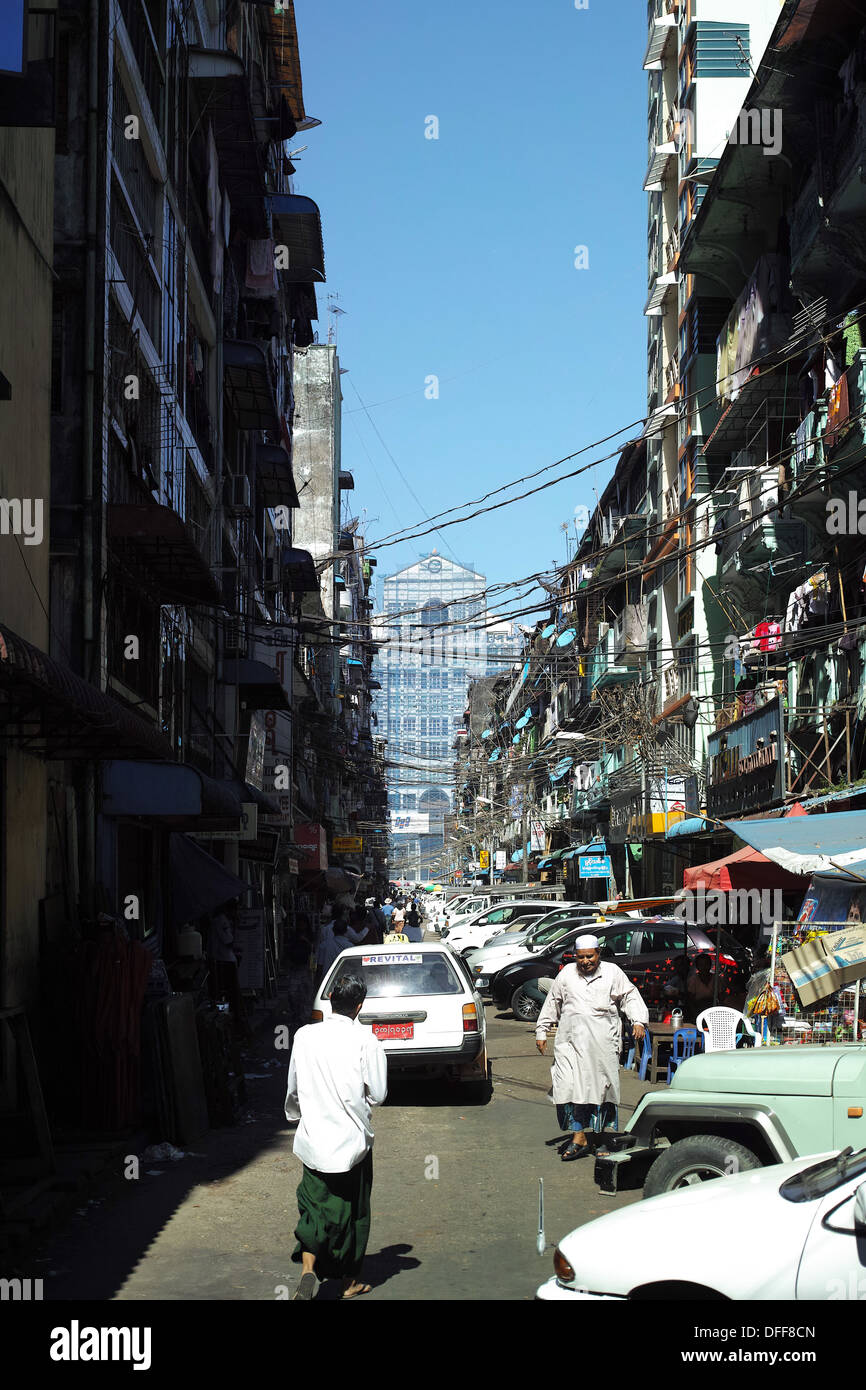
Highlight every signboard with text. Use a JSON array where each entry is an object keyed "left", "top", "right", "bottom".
[
  {"left": 333, "top": 835, "right": 363, "bottom": 853},
  {"left": 579, "top": 854, "right": 612, "bottom": 879}
]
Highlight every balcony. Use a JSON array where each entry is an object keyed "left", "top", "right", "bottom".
[
  {"left": 791, "top": 97, "right": 866, "bottom": 301},
  {"left": 595, "top": 511, "right": 645, "bottom": 579},
  {"left": 717, "top": 469, "right": 807, "bottom": 607},
  {"left": 590, "top": 626, "right": 642, "bottom": 693},
  {"left": 613, "top": 603, "right": 649, "bottom": 668},
  {"left": 788, "top": 350, "right": 866, "bottom": 528}
]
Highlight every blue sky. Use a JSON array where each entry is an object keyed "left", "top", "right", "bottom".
[{"left": 293, "top": 0, "right": 648, "bottom": 615}]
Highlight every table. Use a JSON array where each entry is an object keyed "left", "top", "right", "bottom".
[{"left": 645, "top": 1022, "right": 675, "bottom": 1083}]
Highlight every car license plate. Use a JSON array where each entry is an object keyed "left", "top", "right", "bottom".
[
  {"left": 476, "top": 977, "right": 489, "bottom": 988},
  {"left": 372, "top": 1022, "right": 414, "bottom": 1040}
]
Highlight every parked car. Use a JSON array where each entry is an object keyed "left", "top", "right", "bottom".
[
  {"left": 539, "top": 1147, "right": 866, "bottom": 1300},
  {"left": 493, "top": 919, "right": 747, "bottom": 1021},
  {"left": 594, "top": 1042, "right": 866, "bottom": 1198},
  {"left": 464, "top": 907, "right": 630, "bottom": 995},
  {"left": 312, "top": 943, "right": 490, "bottom": 1101},
  {"left": 442, "top": 899, "right": 560, "bottom": 952},
  {"left": 439, "top": 894, "right": 494, "bottom": 932}
]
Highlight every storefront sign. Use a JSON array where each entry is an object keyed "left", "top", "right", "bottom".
[
  {"left": 579, "top": 854, "right": 612, "bottom": 879},
  {"left": 245, "top": 714, "right": 266, "bottom": 790},
  {"left": 389, "top": 811, "right": 429, "bottom": 835},
  {"left": 236, "top": 908, "right": 265, "bottom": 991},
  {"left": 530, "top": 821, "right": 545, "bottom": 853},
  {"left": 190, "top": 803, "right": 258, "bottom": 841},
  {"left": 707, "top": 696, "right": 783, "bottom": 817},
  {"left": 333, "top": 835, "right": 363, "bottom": 853},
  {"left": 295, "top": 822, "right": 327, "bottom": 870},
  {"left": 494, "top": 850, "right": 507, "bottom": 870}
]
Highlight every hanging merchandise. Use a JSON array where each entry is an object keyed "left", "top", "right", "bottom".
[
  {"left": 754, "top": 619, "right": 782, "bottom": 653},
  {"left": 245, "top": 238, "right": 278, "bottom": 298},
  {"left": 826, "top": 372, "right": 850, "bottom": 450}
]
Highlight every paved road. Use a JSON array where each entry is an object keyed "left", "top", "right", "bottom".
[{"left": 22, "top": 999, "right": 654, "bottom": 1302}]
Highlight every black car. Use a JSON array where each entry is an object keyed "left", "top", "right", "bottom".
[{"left": 493, "top": 917, "right": 750, "bottom": 1020}]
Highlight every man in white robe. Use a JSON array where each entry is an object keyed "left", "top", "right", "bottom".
[{"left": 535, "top": 936, "right": 648, "bottom": 1161}]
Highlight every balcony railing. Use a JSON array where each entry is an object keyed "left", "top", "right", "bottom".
[{"left": 117, "top": 0, "right": 165, "bottom": 136}]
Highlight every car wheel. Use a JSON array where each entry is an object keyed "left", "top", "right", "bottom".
[
  {"left": 643, "top": 1135, "right": 762, "bottom": 1199},
  {"left": 511, "top": 984, "right": 542, "bottom": 1022}
]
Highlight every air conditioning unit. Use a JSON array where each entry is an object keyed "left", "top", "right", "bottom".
[{"left": 227, "top": 474, "right": 252, "bottom": 515}]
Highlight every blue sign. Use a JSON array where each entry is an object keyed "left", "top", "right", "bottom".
[
  {"left": 0, "top": 1, "right": 26, "bottom": 75},
  {"left": 579, "top": 854, "right": 612, "bottom": 879}
]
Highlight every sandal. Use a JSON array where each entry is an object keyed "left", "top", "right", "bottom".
[
  {"left": 561, "top": 1143, "right": 591, "bottom": 1161},
  {"left": 341, "top": 1282, "right": 372, "bottom": 1300}
]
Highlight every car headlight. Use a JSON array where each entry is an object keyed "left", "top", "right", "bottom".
[{"left": 553, "top": 1247, "right": 576, "bottom": 1283}]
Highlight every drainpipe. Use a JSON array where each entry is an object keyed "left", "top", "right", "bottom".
[{"left": 81, "top": 0, "right": 100, "bottom": 917}]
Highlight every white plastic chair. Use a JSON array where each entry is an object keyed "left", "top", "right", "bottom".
[{"left": 696, "top": 1006, "right": 762, "bottom": 1052}]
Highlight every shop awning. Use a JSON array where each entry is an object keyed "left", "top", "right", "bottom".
[
  {"left": 550, "top": 756, "right": 574, "bottom": 783},
  {"left": 723, "top": 809, "right": 866, "bottom": 882},
  {"left": 223, "top": 340, "right": 279, "bottom": 431},
  {"left": 267, "top": 193, "right": 325, "bottom": 283},
  {"left": 281, "top": 546, "right": 318, "bottom": 593},
  {"left": 101, "top": 760, "right": 246, "bottom": 828},
  {"left": 107, "top": 504, "right": 220, "bottom": 604},
  {"left": 188, "top": 49, "right": 267, "bottom": 236},
  {"left": 255, "top": 443, "right": 300, "bottom": 508},
  {"left": 221, "top": 658, "right": 289, "bottom": 710},
  {"left": 683, "top": 844, "right": 808, "bottom": 893},
  {"left": 666, "top": 816, "right": 714, "bottom": 839},
  {"left": 0, "top": 625, "right": 171, "bottom": 761},
  {"left": 169, "top": 832, "right": 250, "bottom": 927}
]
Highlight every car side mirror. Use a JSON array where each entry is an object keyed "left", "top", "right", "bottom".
[{"left": 855, "top": 1184, "right": 866, "bottom": 1228}]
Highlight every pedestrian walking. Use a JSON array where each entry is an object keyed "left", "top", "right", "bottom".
[
  {"left": 404, "top": 901, "right": 423, "bottom": 942},
  {"left": 285, "top": 973, "right": 388, "bottom": 1300},
  {"left": 316, "top": 909, "right": 369, "bottom": 981},
  {"left": 535, "top": 936, "right": 648, "bottom": 1160}
]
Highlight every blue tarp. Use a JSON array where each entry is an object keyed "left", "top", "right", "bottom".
[
  {"left": 666, "top": 816, "right": 713, "bottom": 839},
  {"left": 724, "top": 809, "right": 866, "bottom": 881}
]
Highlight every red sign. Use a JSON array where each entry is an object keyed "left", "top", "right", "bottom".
[{"left": 294, "top": 822, "right": 328, "bottom": 870}]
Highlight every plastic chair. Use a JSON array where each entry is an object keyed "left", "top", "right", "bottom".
[
  {"left": 666, "top": 1026, "right": 701, "bottom": 1084},
  {"left": 696, "top": 1006, "right": 761, "bottom": 1052},
  {"left": 635, "top": 1029, "right": 653, "bottom": 1079}
]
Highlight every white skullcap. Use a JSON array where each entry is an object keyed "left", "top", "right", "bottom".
[{"left": 577, "top": 934, "right": 600, "bottom": 949}]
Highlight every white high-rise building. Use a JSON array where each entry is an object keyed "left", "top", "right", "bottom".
[{"left": 372, "top": 551, "right": 488, "bottom": 878}]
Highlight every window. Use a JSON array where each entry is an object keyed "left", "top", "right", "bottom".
[
  {"left": 638, "top": 927, "right": 689, "bottom": 954},
  {"left": 595, "top": 928, "right": 634, "bottom": 957}
]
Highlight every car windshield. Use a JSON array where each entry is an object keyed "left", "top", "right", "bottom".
[
  {"left": 325, "top": 953, "right": 464, "bottom": 998},
  {"left": 529, "top": 912, "right": 603, "bottom": 949},
  {"left": 780, "top": 1147, "right": 866, "bottom": 1202}
]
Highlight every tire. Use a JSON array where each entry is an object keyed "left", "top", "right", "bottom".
[
  {"left": 643, "top": 1134, "right": 762, "bottom": 1199},
  {"left": 511, "top": 984, "right": 542, "bottom": 1023}
]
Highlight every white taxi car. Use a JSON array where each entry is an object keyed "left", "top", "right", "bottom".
[{"left": 313, "top": 944, "right": 490, "bottom": 1099}]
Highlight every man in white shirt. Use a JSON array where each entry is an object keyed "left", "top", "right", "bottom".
[
  {"left": 535, "top": 936, "right": 648, "bottom": 1161},
  {"left": 285, "top": 972, "right": 388, "bottom": 1300}
]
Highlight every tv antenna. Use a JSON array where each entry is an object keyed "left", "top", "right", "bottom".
[{"left": 327, "top": 293, "right": 347, "bottom": 345}]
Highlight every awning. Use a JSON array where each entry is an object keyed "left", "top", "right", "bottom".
[
  {"left": 723, "top": 809, "right": 866, "bottom": 882},
  {"left": 555, "top": 628, "right": 576, "bottom": 648},
  {"left": 102, "top": 760, "right": 246, "bottom": 827},
  {"left": 0, "top": 625, "right": 171, "bottom": 761},
  {"left": 221, "top": 658, "right": 289, "bottom": 710},
  {"left": 541, "top": 623, "right": 556, "bottom": 639},
  {"left": 169, "top": 833, "right": 250, "bottom": 927},
  {"left": 267, "top": 193, "right": 325, "bottom": 283},
  {"left": 683, "top": 844, "right": 808, "bottom": 893},
  {"left": 515, "top": 707, "right": 535, "bottom": 730},
  {"left": 281, "top": 546, "right": 318, "bottom": 592},
  {"left": 107, "top": 504, "right": 220, "bottom": 605},
  {"left": 223, "top": 340, "right": 279, "bottom": 431},
  {"left": 666, "top": 816, "right": 714, "bottom": 839},
  {"left": 550, "top": 756, "right": 574, "bottom": 783},
  {"left": 255, "top": 443, "right": 300, "bottom": 508},
  {"left": 189, "top": 49, "right": 267, "bottom": 236}
]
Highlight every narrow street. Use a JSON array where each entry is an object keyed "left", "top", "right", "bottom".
[{"left": 20, "top": 999, "right": 650, "bottom": 1302}]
